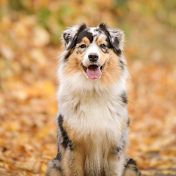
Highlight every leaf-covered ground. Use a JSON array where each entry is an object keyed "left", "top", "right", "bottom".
[{"left": 0, "top": 1, "right": 176, "bottom": 175}]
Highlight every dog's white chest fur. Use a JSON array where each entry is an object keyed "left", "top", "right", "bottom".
[
  {"left": 57, "top": 75, "right": 128, "bottom": 175},
  {"left": 59, "top": 80, "right": 127, "bottom": 141}
]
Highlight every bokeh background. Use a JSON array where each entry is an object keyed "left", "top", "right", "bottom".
[{"left": 0, "top": 0, "right": 176, "bottom": 175}]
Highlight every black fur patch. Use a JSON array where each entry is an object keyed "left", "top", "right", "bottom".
[
  {"left": 52, "top": 152, "right": 62, "bottom": 171},
  {"left": 121, "top": 91, "right": 128, "bottom": 104},
  {"left": 99, "top": 23, "right": 113, "bottom": 49},
  {"left": 125, "top": 159, "right": 141, "bottom": 176},
  {"left": 55, "top": 152, "right": 61, "bottom": 161},
  {"left": 63, "top": 33, "right": 71, "bottom": 45},
  {"left": 58, "top": 115, "right": 73, "bottom": 150},
  {"left": 134, "top": 166, "right": 139, "bottom": 173},
  {"left": 119, "top": 60, "right": 124, "bottom": 70},
  {"left": 113, "top": 37, "right": 119, "bottom": 48},
  {"left": 64, "top": 23, "right": 87, "bottom": 61},
  {"left": 67, "top": 24, "right": 86, "bottom": 50},
  {"left": 78, "top": 23, "right": 87, "bottom": 33},
  {"left": 76, "top": 29, "right": 93, "bottom": 44},
  {"left": 112, "top": 37, "right": 122, "bottom": 56},
  {"left": 125, "top": 158, "right": 137, "bottom": 167},
  {"left": 114, "top": 48, "right": 122, "bottom": 56},
  {"left": 116, "top": 147, "right": 121, "bottom": 152},
  {"left": 99, "top": 23, "right": 109, "bottom": 37},
  {"left": 127, "top": 118, "right": 130, "bottom": 126},
  {"left": 99, "top": 23, "right": 122, "bottom": 57},
  {"left": 65, "top": 48, "right": 75, "bottom": 61}
]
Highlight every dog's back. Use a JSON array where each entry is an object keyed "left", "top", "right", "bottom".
[{"left": 47, "top": 24, "right": 140, "bottom": 176}]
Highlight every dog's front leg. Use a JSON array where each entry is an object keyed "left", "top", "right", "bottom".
[
  {"left": 46, "top": 153, "right": 62, "bottom": 176},
  {"left": 122, "top": 158, "right": 141, "bottom": 176},
  {"left": 68, "top": 147, "right": 85, "bottom": 176},
  {"left": 46, "top": 165, "right": 62, "bottom": 176},
  {"left": 107, "top": 150, "right": 141, "bottom": 176},
  {"left": 107, "top": 149, "right": 127, "bottom": 176},
  {"left": 107, "top": 153, "right": 119, "bottom": 176},
  {"left": 46, "top": 147, "right": 85, "bottom": 176}
]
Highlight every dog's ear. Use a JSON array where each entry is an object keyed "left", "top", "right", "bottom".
[
  {"left": 99, "top": 23, "right": 124, "bottom": 55},
  {"left": 62, "top": 24, "right": 87, "bottom": 50}
]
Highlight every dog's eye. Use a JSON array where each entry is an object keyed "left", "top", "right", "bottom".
[
  {"left": 80, "top": 44, "right": 86, "bottom": 49},
  {"left": 100, "top": 44, "right": 106, "bottom": 49}
]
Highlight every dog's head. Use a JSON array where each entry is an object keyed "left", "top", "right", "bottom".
[{"left": 60, "top": 23, "right": 127, "bottom": 87}]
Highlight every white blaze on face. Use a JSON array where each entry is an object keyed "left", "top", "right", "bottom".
[
  {"left": 83, "top": 43, "right": 102, "bottom": 79},
  {"left": 83, "top": 44, "right": 100, "bottom": 67}
]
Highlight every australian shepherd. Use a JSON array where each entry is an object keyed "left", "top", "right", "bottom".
[{"left": 46, "top": 23, "right": 141, "bottom": 176}]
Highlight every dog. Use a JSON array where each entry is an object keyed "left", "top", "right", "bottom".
[{"left": 46, "top": 23, "right": 141, "bottom": 176}]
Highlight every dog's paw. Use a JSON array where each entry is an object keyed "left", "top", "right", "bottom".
[
  {"left": 46, "top": 155, "right": 62, "bottom": 176},
  {"left": 122, "top": 159, "right": 141, "bottom": 176}
]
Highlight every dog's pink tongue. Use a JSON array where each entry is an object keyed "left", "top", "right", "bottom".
[{"left": 86, "top": 66, "right": 102, "bottom": 79}]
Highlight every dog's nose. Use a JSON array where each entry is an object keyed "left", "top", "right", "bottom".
[{"left": 88, "top": 53, "right": 99, "bottom": 62}]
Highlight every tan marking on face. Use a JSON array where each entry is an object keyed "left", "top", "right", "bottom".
[
  {"left": 64, "top": 37, "right": 90, "bottom": 76},
  {"left": 97, "top": 34, "right": 123, "bottom": 86},
  {"left": 64, "top": 50, "right": 86, "bottom": 76},
  {"left": 100, "top": 49, "right": 122, "bottom": 86},
  {"left": 96, "top": 35, "right": 108, "bottom": 46},
  {"left": 80, "top": 37, "right": 90, "bottom": 45},
  {"left": 77, "top": 37, "right": 90, "bottom": 54}
]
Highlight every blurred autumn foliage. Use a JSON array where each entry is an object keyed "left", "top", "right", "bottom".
[{"left": 0, "top": 0, "right": 176, "bottom": 175}]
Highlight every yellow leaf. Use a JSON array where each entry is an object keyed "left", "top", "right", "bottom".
[{"left": 41, "top": 163, "right": 47, "bottom": 173}]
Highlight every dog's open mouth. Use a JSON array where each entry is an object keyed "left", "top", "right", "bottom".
[{"left": 82, "top": 64, "right": 105, "bottom": 79}]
